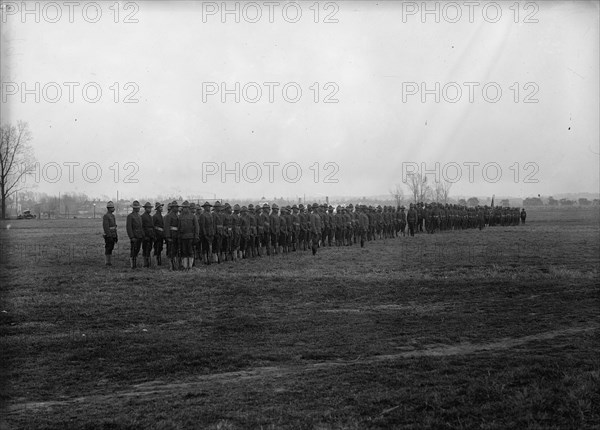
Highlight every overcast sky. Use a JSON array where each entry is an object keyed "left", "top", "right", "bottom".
[{"left": 1, "top": 1, "right": 598, "bottom": 201}]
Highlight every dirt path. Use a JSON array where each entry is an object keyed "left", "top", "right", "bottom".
[{"left": 6, "top": 325, "right": 597, "bottom": 413}]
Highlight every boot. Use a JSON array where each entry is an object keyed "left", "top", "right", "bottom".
[
  {"left": 156, "top": 254, "right": 162, "bottom": 266},
  {"left": 143, "top": 256, "right": 149, "bottom": 268},
  {"left": 170, "top": 258, "right": 176, "bottom": 271},
  {"left": 105, "top": 255, "right": 111, "bottom": 266},
  {"left": 130, "top": 257, "right": 135, "bottom": 269}
]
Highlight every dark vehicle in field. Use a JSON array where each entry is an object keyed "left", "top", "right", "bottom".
[{"left": 17, "top": 210, "right": 36, "bottom": 220}]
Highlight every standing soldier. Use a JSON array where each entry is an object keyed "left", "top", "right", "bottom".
[
  {"left": 399, "top": 206, "right": 407, "bottom": 236},
  {"left": 358, "top": 205, "right": 369, "bottom": 247},
  {"left": 260, "top": 203, "right": 271, "bottom": 256},
  {"left": 407, "top": 203, "right": 418, "bottom": 237},
  {"left": 309, "top": 203, "right": 322, "bottom": 255},
  {"left": 212, "top": 201, "right": 224, "bottom": 263},
  {"left": 222, "top": 203, "right": 233, "bottom": 261},
  {"left": 102, "top": 201, "right": 118, "bottom": 266},
  {"left": 126, "top": 200, "right": 144, "bottom": 269},
  {"left": 298, "top": 204, "right": 308, "bottom": 251},
  {"left": 269, "top": 203, "right": 281, "bottom": 254},
  {"left": 199, "top": 202, "right": 214, "bottom": 264},
  {"left": 140, "top": 202, "right": 155, "bottom": 268},
  {"left": 152, "top": 202, "right": 165, "bottom": 266},
  {"left": 520, "top": 208, "right": 527, "bottom": 224},
  {"left": 232, "top": 204, "right": 242, "bottom": 260},
  {"left": 291, "top": 205, "right": 300, "bottom": 251},
  {"left": 178, "top": 201, "right": 199, "bottom": 270},
  {"left": 163, "top": 201, "right": 180, "bottom": 270}
]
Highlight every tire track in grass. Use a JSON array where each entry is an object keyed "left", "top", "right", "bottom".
[{"left": 6, "top": 324, "right": 598, "bottom": 413}]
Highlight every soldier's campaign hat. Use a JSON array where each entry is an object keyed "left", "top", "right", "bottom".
[
  {"left": 292, "top": 204, "right": 298, "bottom": 210},
  {"left": 143, "top": 201, "right": 152, "bottom": 209},
  {"left": 233, "top": 204, "right": 240, "bottom": 211},
  {"left": 262, "top": 203, "right": 270, "bottom": 209},
  {"left": 348, "top": 204, "right": 353, "bottom": 209},
  {"left": 131, "top": 200, "right": 141, "bottom": 208},
  {"left": 154, "top": 202, "right": 164, "bottom": 210},
  {"left": 201, "top": 201, "right": 212, "bottom": 208},
  {"left": 224, "top": 202, "right": 231, "bottom": 208},
  {"left": 272, "top": 203, "right": 279, "bottom": 210},
  {"left": 106, "top": 201, "right": 115, "bottom": 208},
  {"left": 170, "top": 200, "right": 179, "bottom": 208},
  {"left": 213, "top": 201, "right": 222, "bottom": 209},
  {"left": 312, "top": 203, "right": 319, "bottom": 209},
  {"left": 298, "top": 204, "right": 304, "bottom": 209},
  {"left": 248, "top": 204, "right": 254, "bottom": 210},
  {"left": 328, "top": 205, "right": 333, "bottom": 210},
  {"left": 181, "top": 200, "right": 190, "bottom": 208},
  {"left": 240, "top": 206, "right": 247, "bottom": 212},
  {"left": 190, "top": 202, "right": 197, "bottom": 210}
]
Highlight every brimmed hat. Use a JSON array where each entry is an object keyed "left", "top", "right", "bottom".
[
  {"left": 131, "top": 200, "right": 141, "bottom": 209},
  {"left": 213, "top": 201, "right": 222, "bottom": 209},
  {"left": 241, "top": 206, "right": 247, "bottom": 212},
  {"left": 202, "top": 201, "right": 212, "bottom": 208},
  {"left": 106, "top": 201, "right": 115, "bottom": 208},
  {"left": 262, "top": 203, "right": 270, "bottom": 209},
  {"left": 181, "top": 200, "right": 190, "bottom": 208},
  {"left": 170, "top": 200, "right": 179, "bottom": 208},
  {"left": 312, "top": 203, "right": 319, "bottom": 209},
  {"left": 143, "top": 201, "right": 152, "bottom": 209},
  {"left": 233, "top": 204, "right": 240, "bottom": 211},
  {"left": 154, "top": 202, "right": 164, "bottom": 210}
]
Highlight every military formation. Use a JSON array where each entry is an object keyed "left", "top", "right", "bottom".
[{"left": 102, "top": 199, "right": 527, "bottom": 269}]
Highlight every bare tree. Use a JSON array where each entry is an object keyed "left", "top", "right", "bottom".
[
  {"left": 405, "top": 173, "right": 431, "bottom": 203},
  {"left": 389, "top": 184, "right": 404, "bottom": 207},
  {"left": 0, "top": 121, "right": 36, "bottom": 219},
  {"left": 434, "top": 180, "right": 453, "bottom": 204}
]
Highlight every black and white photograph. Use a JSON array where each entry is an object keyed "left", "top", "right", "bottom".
[{"left": 1, "top": 1, "right": 599, "bottom": 428}]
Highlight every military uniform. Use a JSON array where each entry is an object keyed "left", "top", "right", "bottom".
[
  {"left": 163, "top": 201, "right": 180, "bottom": 270},
  {"left": 141, "top": 202, "right": 155, "bottom": 267},
  {"left": 199, "top": 202, "right": 214, "bottom": 264},
  {"left": 178, "top": 201, "right": 199, "bottom": 270},
  {"left": 126, "top": 200, "right": 144, "bottom": 268},
  {"left": 152, "top": 202, "right": 165, "bottom": 265},
  {"left": 102, "top": 201, "right": 118, "bottom": 266},
  {"left": 309, "top": 203, "right": 322, "bottom": 255}
]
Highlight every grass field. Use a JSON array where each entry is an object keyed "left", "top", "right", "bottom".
[{"left": 1, "top": 207, "right": 599, "bottom": 429}]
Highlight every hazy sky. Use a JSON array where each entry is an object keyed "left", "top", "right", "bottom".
[{"left": 1, "top": 1, "right": 598, "bottom": 201}]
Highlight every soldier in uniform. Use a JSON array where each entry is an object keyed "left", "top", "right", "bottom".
[
  {"left": 102, "top": 201, "right": 118, "bottom": 266},
  {"left": 212, "top": 201, "right": 224, "bottom": 263},
  {"left": 126, "top": 200, "right": 144, "bottom": 269},
  {"left": 199, "top": 202, "right": 214, "bottom": 264},
  {"left": 232, "top": 204, "right": 242, "bottom": 260},
  {"left": 291, "top": 205, "right": 300, "bottom": 251},
  {"left": 269, "top": 203, "right": 281, "bottom": 254},
  {"left": 309, "top": 203, "right": 322, "bottom": 255},
  {"left": 407, "top": 203, "right": 418, "bottom": 237},
  {"left": 299, "top": 204, "right": 308, "bottom": 251},
  {"left": 163, "top": 201, "right": 180, "bottom": 270},
  {"left": 140, "top": 202, "right": 155, "bottom": 267},
  {"left": 152, "top": 202, "right": 165, "bottom": 266},
  {"left": 178, "top": 201, "right": 199, "bottom": 270},
  {"left": 239, "top": 206, "right": 250, "bottom": 258},
  {"left": 520, "top": 208, "right": 527, "bottom": 224},
  {"left": 259, "top": 203, "right": 271, "bottom": 256},
  {"left": 398, "top": 206, "right": 407, "bottom": 236}
]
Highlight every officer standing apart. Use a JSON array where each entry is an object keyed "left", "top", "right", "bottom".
[
  {"left": 102, "top": 201, "right": 118, "bottom": 266},
  {"left": 141, "top": 202, "right": 155, "bottom": 268},
  {"left": 152, "top": 202, "right": 165, "bottom": 266},
  {"left": 126, "top": 200, "right": 144, "bottom": 269}
]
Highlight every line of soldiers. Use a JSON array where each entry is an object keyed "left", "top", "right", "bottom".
[{"left": 102, "top": 199, "right": 526, "bottom": 269}]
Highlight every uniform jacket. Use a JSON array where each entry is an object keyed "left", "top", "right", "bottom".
[
  {"left": 103, "top": 212, "right": 117, "bottom": 238},
  {"left": 126, "top": 211, "right": 144, "bottom": 240}
]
